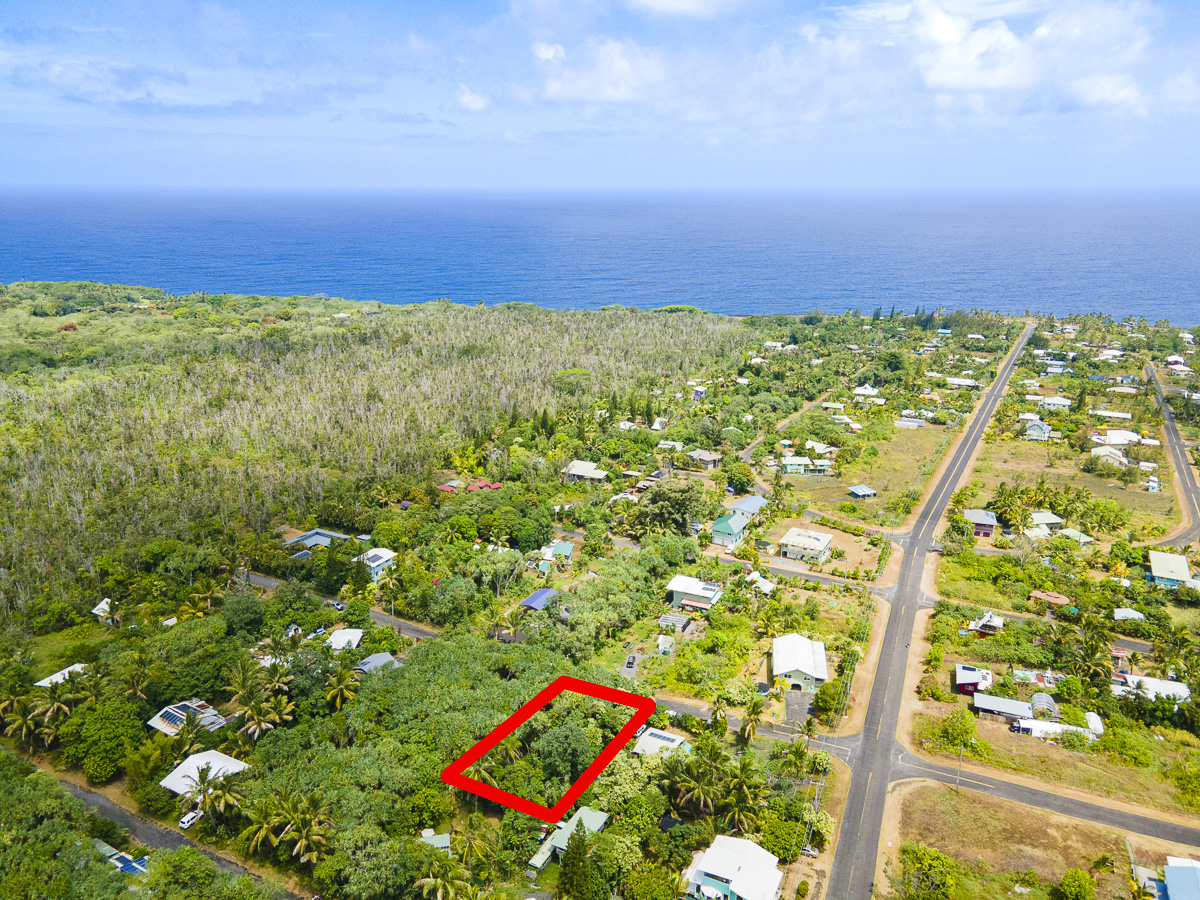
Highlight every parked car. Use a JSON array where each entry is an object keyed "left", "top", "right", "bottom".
[
  {"left": 327, "top": 600, "right": 346, "bottom": 612},
  {"left": 179, "top": 810, "right": 204, "bottom": 830},
  {"left": 622, "top": 641, "right": 632, "bottom": 649},
  {"left": 625, "top": 655, "right": 636, "bottom": 668},
  {"left": 802, "top": 846, "right": 819, "bottom": 858}
]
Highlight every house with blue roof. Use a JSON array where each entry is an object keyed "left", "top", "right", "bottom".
[
  {"left": 729, "top": 495, "right": 769, "bottom": 516},
  {"left": 284, "top": 528, "right": 353, "bottom": 550},
  {"left": 520, "top": 588, "right": 558, "bottom": 611}
]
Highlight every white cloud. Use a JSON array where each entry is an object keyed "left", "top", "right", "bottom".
[
  {"left": 532, "top": 41, "right": 565, "bottom": 61},
  {"left": 1069, "top": 74, "right": 1143, "bottom": 111},
  {"left": 542, "top": 38, "right": 665, "bottom": 103},
  {"left": 456, "top": 83, "right": 491, "bottom": 112},
  {"left": 1162, "top": 71, "right": 1200, "bottom": 109},
  {"left": 625, "top": 0, "right": 744, "bottom": 16}
]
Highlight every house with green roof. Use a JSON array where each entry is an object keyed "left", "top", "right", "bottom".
[{"left": 711, "top": 511, "right": 750, "bottom": 548}]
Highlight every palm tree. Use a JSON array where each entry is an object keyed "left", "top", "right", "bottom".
[
  {"left": 803, "top": 715, "right": 818, "bottom": 746},
  {"left": 4, "top": 697, "right": 40, "bottom": 749},
  {"left": 240, "top": 799, "right": 281, "bottom": 855},
  {"left": 239, "top": 699, "right": 275, "bottom": 740},
  {"left": 119, "top": 666, "right": 150, "bottom": 701},
  {"left": 67, "top": 673, "right": 103, "bottom": 709},
  {"left": 225, "top": 657, "right": 262, "bottom": 711},
  {"left": 220, "top": 731, "right": 255, "bottom": 761},
  {"left": 325, "top": 666, "right": 359, "bottom": 710},
  {"left": 772, "top": 676, "right": 788, "bottom": 701},
  {"left": 710, "top": 695, "right": 729, "bottom": 725},
  {"left": 1084, "top": 852, "right": 1115, "bottom": 880},
  {"left": 266, "top": 694, "right": 295, "bottom": 725},
  {"left": 776, "top": 742, "right": 808, "bottom": 781},
  {"left": 34, "top": 683, "right": 71, "bottom": 724},
  {"left": 452, "top": 812, "right": 498, "bottom": 878},
  {"left": 176, "top": 596, "right": 208, "bottom": 622},
  {"left": 740, "top": 696, "right": 765, "bottom": 744},
  {"left": 496, "top": 734, "right": 524, "bottom": 764},
  {"left": 37, "top": 712, "right": 65, "bottom": 749},
  {"left": 657, "top": 752, "right": 690, "bottom": 814},
  {"left": 172, "top": 710, "right": 206, "bottom": 758},
  {"left": 207, "top": 775, "right": 244, "bottom": 817},
  {"left": 262, "top": 661, "right": 292, "bottom": 695},
  {"left": 277, "top": 792, "right": 334, "bottom": 867},
  {"left": 416, "top": 850, "right": 471, "bottom": 900},
  {"left": 191, "top": 582, "right": 224, "bottom": 611},
  {"left": 184, "top": 763, "right": 219, "bottom": 816}
]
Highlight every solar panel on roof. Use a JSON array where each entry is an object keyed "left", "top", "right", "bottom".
[
  {"left": 160, "top": 708, "right": 186, "bottom": 726},
  {"left": 648, "top": 733, "right": 677, "bottom": 743}
]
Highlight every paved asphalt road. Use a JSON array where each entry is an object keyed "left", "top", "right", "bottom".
[
  {"left": 244, "top": 571, "right": 438, "bottom": 641},
  {"left": 824, "top": 324, "right": 1034, "bottom": 900},
  {"left": 60, "top": 778, "right": 302, "bottom": 898},
  {"left": 1148, "top": 365, "right": 1200, "bottom": 547}
]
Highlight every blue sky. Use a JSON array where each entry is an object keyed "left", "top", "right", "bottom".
[{"left": 2, "top": 0, "right": 1198, "bottom": 189}]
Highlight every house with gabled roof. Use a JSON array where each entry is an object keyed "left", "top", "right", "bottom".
[{"left": 771, "top": 633, "right": 828, "bottom": 691}]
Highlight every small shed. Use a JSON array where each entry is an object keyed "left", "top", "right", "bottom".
[{"left": 848, "top": 485, "right": 877, "bottom": 499}]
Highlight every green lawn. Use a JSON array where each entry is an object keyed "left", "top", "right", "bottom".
[{"left": 28, "top": 623, "right": 107, "bottom": 680}]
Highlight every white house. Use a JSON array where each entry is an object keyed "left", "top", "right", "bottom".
[
  {"left": 1147, "top": 550, "right": 1196, "bottom": 589},
  {"left": 562, "top": 460, "right": 609, "bottom": 483},
  {"left": 665, "top": 575, "right": 724, "bottom": 611},
  {"left": 778, "top": 528, "right": 832, "bottom": 563},
  {"left": 685, "top": 836, "right": 782, "bottom": 900},
  {"left": 1089, "top": 409, "right": 1133, "bottom": 421},
  {"left": 1040, "top": 396, "right": 1072, "bottom": 411},
  {"left": 352, "top": 547, "right": 397, "bottom": 581},
  {"left": 631, "top": 728, "right": 692, "bottom": 757},
  {"left": 1113, "top": 608, "right": 1145, "bottom": 622},
  {"left": 1090, "top": 446, "right": 1128, "bottom": 467},
  {"left": 852, "top": 384, "right": 879, "bottom": 397},
  {"left": 33, "top": 663, "right": 87, "bottom": 688},
  {"left": 1112, "top": 674, "right": 1191, "bottom": 703},
  {"left": 772, "top": 633, "right": 828, "bottom": 691},
  {"left": 91, "top": 598, "right": 115, "bottom": 626},
  {"left": 688, "top": 449, "right": 722, "bottom": 470},
  {"left": 159, "top": 750, "right": 249, "bottom": 795},
  {"left": 326, "top": 628, "right": 364, "bottom": 651},
  {"left": 148, "top": 699, "right": 227, "bottom": 737}
]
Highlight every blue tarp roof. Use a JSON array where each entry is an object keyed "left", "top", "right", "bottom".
[{"left": 521, "top": 588, "right": 559, "bottom": 610}]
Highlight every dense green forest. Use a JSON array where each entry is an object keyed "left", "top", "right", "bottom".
[{"left": 0, "top": 282, "right": 1047, "bottom": 899}]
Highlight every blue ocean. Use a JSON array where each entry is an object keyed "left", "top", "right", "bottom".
[{"left": 1, "top": 190, "right": 1197, "bottom": 323}]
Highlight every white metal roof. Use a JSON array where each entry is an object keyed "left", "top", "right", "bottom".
[
  {"left": 562, "top": 460, "right": 609, "bottom": 479},
  {"left": 691, "top": 836, "right": 782, "bottom": 900},
  {"left": 779, "top": 528, "right": 832, "bottom": 553},
  {"left": 326, "top": 628, "right": 364, "bottom": 650},
  {"left": 772, "top": 633, "right": 828, "bottom": 682},
  {"left": 631, "top": 728, "right": 690, "bottom": 756},
  {"left": 1149, "top": 550, "right": 1192, "bottom": 582},
  {"left": 1113, "top": 608, "right": 1145, "bottom": 621},
  {"left": 1112, "top": 675, "right": 1191, "bottom": 702},
  {"left": 1030, "top": 510, "right": 1063, "bottom": 526},
  {"left": 33, "top": 663, "right": 87, "bottom": 688},
  {"left": 354, "top": 548, "right": 396, "bottom": 567},
  {"left": 972, "top": 694, "right": 1032, "bottom": 718},
  {"left": 666, "top": 574, "right": 721, "bottom": 599},
  {"left": 159, "top": 750, "right": 249, "bottom": 795}
]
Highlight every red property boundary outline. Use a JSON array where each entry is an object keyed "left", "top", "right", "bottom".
[{"left": 440, "top": 675, "right": 657, "bottom": 823}]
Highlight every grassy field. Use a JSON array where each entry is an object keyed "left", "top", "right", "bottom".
[
  {"left": 969, "top": 439, "right": 1178, "bottom": 535},
  {"left": 27, "top": 623, "right": 107, "bottom": 680},
  {"left": 892, "top": 782, "right": 1132, "bottom": 900},
  {"left": 914, "top": 712, "right": 1200, "bottom": 815},
  {"left": 798, "top": 425, "right": 954, "bottom": 526},
  {"left": 936, "top": 557, "right": 1012, "bottom": 609}
]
